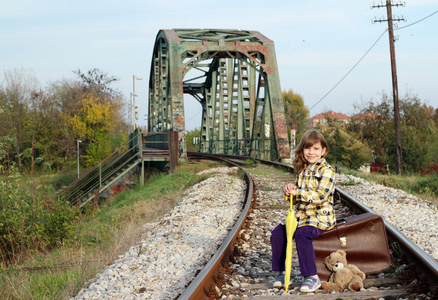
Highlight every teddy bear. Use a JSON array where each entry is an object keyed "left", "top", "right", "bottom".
[{"left": 320, "top": 249, "right": 366, "bottom": 292}]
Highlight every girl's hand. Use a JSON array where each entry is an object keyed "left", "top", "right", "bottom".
[{"left": 284, "top": 183, "right": 297, "bottom": 196}]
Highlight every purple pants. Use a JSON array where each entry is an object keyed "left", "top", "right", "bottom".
[{"left": 270, "top": 224, "right": 325, "bottom": 276}]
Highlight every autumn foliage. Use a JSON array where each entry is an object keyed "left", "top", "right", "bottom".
[
  {"left": 70, "top": 94, "right": 122, "bottom": 166},
  {"left": 0, "top": 68, "right": 127, "bottom": 173}
]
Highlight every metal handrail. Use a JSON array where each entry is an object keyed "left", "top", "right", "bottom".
[
  {"left": 58, "top": 132, "right": 142, "bottom": 206},
  {"left": 70, "top": 149, "right": 139, "bottom": 206}
]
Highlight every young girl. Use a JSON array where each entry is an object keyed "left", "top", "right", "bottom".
[{"left": 271, "top": 129, "right": 336, "bottom": 293}]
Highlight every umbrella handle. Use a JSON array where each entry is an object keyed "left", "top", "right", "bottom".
[{"left": 285, "top": 194, "right": 294, "bottom": 210}]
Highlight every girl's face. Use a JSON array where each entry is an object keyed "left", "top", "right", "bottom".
[{"left": 303, "top": 142, "right": 326, "bottom": 165}]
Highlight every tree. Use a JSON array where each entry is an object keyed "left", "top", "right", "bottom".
[
  {"left": 70, "top": 94, "right": 120, "bottom": 166},
  {"left": 0, "top": 105, "right": 13, "bottom": 173},
  {"left": 73, "top": 68, "right": 127, "bottom": 146},
  {"left": 30, "top": 89, "right": 69, "bottom": 171},
  {"left": 348, "top": 97, "right": 392, "bottom": 163},
  {"left": 351, "top": 91, "right": 438, "bottom": 173},
  {"left": 185, "top": 128, "right": 201, "bottom": 152},
  {"left": 57, "top": 69, "right": 126, "bottom": 169},
  {"left": 322, "top": 119, "right": 372, "bottom": 170},
  {"left": 0, "top": 69, "right": 39, "bottom": 172},
  {"left": 73, "top": 68, "right": 120, "bottom": 99},
  {"left": 0, "top": 68, "right": 128, "bottom": 173},
  {"left": 282, "top": 89, "right": 309, "bottom": 136},
  {"left": 389, "top": 95, "right": 437, "bottom": 173}
]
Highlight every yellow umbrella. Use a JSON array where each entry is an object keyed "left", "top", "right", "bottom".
[{"left": 284, "top": 194, "right": 297, "bottom": 292}]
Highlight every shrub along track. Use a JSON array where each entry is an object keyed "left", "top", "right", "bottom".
[{"left": 183, "top": 153, "right": 438, "bottom": 300}]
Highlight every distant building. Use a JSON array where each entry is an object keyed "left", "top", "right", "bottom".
[
  {"left": 308, "top": 111, "right": 350, "bottom": 127},
  {"left": 351, "top": 112, "right": 380, "bottom": 124}
]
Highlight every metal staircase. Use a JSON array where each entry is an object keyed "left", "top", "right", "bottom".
[{"left": 57, "top": 131, "right": 142, "bottom": 208}]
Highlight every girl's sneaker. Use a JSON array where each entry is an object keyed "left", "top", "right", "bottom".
[
  {"left": 300, "top": 275, "right": 321, "bottom": 292},
  {"left": 273, "top": 275, "right": 292, "bottom": 288}
]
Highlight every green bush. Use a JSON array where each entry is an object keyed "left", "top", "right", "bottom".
[
  {"left": 0, "top": 175, "right": 79, "bottom": 264},
  {"left": 323, "top": 125, "right": 371, "bottom": 170}
]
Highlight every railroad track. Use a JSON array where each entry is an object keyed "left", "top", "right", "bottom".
[{"left": 183, "top": 153, "right": 438, "bottom": 300}]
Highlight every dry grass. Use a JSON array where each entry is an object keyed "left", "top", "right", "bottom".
[
  {"left": 0, "top": 194, "right": 178, "bottom": 300},
  {"left": 62, "top": 196, "right": 177, "bottom": 299},
  {"left": 1, "top": 161, "right": 222, "bottom": 300}
]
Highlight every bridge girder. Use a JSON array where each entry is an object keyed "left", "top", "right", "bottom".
[{"left": 148, "top": 29, "right": 290, "bottom": 161}]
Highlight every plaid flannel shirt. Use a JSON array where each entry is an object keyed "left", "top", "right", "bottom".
[{"left": 294, "top": 158, "right": 336, "bottom": 230}]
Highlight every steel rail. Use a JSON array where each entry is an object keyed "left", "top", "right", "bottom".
[
  {"left": 259, "top": 157, "right": 438, "bottom": 281},
  {"left": 179, "top": 153, "right": 255, "bottom": 299},
  {"left": 262, "top": 158, "right": 438, "bottom": 287},
  {"left": 183, "top": 153, "right": 438, "bottom": 297},
  {"left": 336, "top": 188, "right": 438, "bottom": 280}
]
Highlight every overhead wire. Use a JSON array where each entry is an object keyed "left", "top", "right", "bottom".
[
  {"left": 307, "top": 30, "right": 387, "bottom": 112},
  {"left": 182, "top": 10, "right": 438, "bottom": 120},
  {"left": 395, "top": 10, "right": 438, "bottom": 30},
  {"left": 186, "top": 109, "right": 202, "bottom": 121},
  {"left": 307, "top": 9, "right": 438, "bottom": 113}
]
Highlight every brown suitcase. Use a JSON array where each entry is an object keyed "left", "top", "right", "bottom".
[{"left": 313, "top": 212, "right": 391, "bottom": 281}]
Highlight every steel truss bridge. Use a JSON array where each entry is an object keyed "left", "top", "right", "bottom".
[
  {"left": 148, "top": 29, "right": 290, "bottom": 161},
  {"left": 58, "top": 29, "right": 292, "bottom": 208}
]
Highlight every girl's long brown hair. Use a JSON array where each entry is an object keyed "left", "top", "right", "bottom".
[{"left": 293, "top": 129, "right": 329, "bottom": 174}]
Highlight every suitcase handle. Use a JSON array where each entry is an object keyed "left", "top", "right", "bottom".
[
  {"left": 335, "top": 218, "right": 347, "bottom": 224},
  {"left": 334, "top": 219, "right": 348, "bottom": 247}
]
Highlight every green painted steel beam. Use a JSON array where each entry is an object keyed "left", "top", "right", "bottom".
[{"left": 148, "top": 29, "right": 290, "bottom": 161}]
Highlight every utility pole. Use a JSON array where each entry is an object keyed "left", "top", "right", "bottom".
[
  {"left": 133, "top": 75, "right": 143, "bottom": 130},
  {"left": 77, "top": 140, "right": 82, "bottom": 178},
  {"left": 371, "top": 0, "right": 406, "bottom": 174},
  {"left": 290, "top": 123, "right": 296, "bottom": 162},
  {"left": 129, "top": 93, "right": 133, "bottom": 133}
]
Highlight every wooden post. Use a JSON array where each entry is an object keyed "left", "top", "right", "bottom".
[{"left": 385, "top": 0, "right": 403, "bottom": 174}]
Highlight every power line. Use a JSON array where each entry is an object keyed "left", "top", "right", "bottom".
[
  {"left": 307, "top": 29, "right": 387, "bottom": 112},
  {"left": 395, "top": 9, "right": 438, "bottom": 30},
  {"left": 186, "top": 109, "right": 202, "bottom": 121},
  {"left": 307, "top": 8, "right": 438, "bottom": 114}
]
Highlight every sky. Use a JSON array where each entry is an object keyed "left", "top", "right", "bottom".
[{"left": 1, "top": 0, "right": 437, "bottom": 131}]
